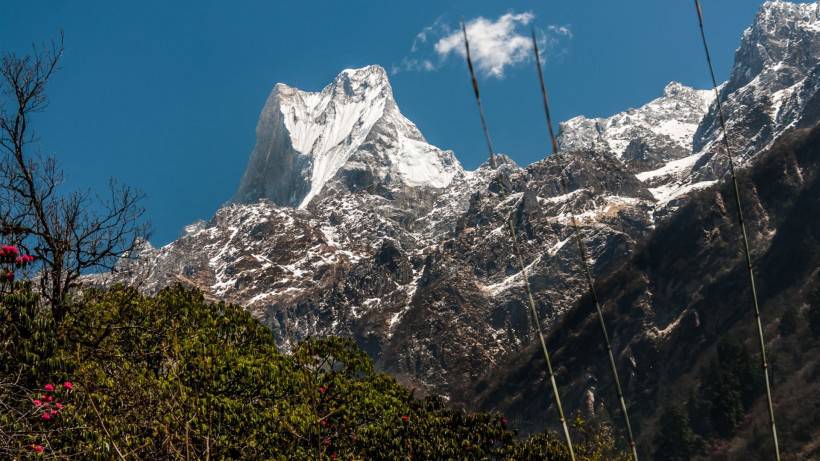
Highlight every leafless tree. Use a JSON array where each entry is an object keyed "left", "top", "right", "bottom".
[{"left": 0, "top": 32, "right": 149, "bottom": 322}]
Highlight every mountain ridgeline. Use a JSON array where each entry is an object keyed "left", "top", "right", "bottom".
[{"left": 120, "top": 2, "right": 820, "bottom": 458}]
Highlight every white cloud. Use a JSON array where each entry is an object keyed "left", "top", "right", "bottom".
[
  {"left": 393, "top": 12, "right": 573, "bottom": 79},
  {"left": 547, "top": 25, "right": 573, "bottom": 38},
  {"left": 411, "top": 16, "right": 449, "bottom": 53},
  {"left": 434, "top": 12, "right": 535, "bottom": 78},
  {"left": 391, "top": 57, "right": 438, "bottom": 75}
]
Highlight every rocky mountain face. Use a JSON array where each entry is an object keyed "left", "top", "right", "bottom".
[
  {"left": 117, "top": 1, "right": 820, "bottom": 456},
  {"left": 558, "top": 82, "right": 714, "bottom": 175},
  {"left": 692, "top": 1, "right": 820, "bottom": 179},
  {"left": 475, "top": 124, "right": 820, "bottom": 460},
  {"left": 471, "top": 2, "right": 820, "bottom": 458}
]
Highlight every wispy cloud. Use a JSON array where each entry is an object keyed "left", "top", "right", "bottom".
[
  {"left": 392, "top": 12, "right": 573, "bottom": 79},
  {"left": 547, "top": 24, "right": 573, "bottom": 39},
  {"left": 411, "top": 16, "right": 448, "bottom": 53}
]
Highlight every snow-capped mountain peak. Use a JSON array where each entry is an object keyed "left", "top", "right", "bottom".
[
  {"left": 557, "top": 82, "right": 714, "bottom": 173},
  {"left": 234, "top": 65, "right": 462, "bottom": 209}
]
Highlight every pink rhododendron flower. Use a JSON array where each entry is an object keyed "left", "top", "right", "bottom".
[
  {"left": 32, "top": 399, "right": 43, "bottom": 407},
  {"left": 63, "top": 381, "right": 73, "bottom": 390},
  {"left": 41, "top": 412, "right": 51, "bottom": 421},
  {"left": 14, "top": 254, "right": 34, "bottom": 265},
  {"left": 1, "top": 245, "right": 19, "bottom": 256},
  {"left": 44, "top": 384, "right": 55, "bottom": 392}
]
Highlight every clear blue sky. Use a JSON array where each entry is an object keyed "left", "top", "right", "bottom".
[{"left": 1, "top": 1, "right": 780, "bottom": 245}]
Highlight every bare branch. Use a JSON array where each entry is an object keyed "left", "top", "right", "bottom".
[{"left": 0, "top": 32, "right": 149, "bottom": 321}]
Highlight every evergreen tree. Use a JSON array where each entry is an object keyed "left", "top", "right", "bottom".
[
  {"left": 686, "top": 389, "right": 713, "bottom": 437},
  {"left": 653, "top": 405, "right": 698, "bottom": 461},
  {"left": 703, "top": 362, "right": 745, "bottom": 437},
  {"left": 778, "top": 305, "right": 799, "bottom": 337},
  {"left": 695, "top": 337, "right": 761, "bottom": 439},
  {"left": 716, "top": 337, "right": 761, "bottom": 409},
  {"left": 807, "top": 285, "right": 820, "bottom": 338}
]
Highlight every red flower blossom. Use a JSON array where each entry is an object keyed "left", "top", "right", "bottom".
[
  {"left": 1, "top": 245, "right": 19, "bottom": 256},
  {"left": 322, "top": 437, "right": 331, "bottom": 446},
  {"left": 401, "top": 415, "right": 409, "bottom": 423},
  {"left": 15, "top": 254, "right": 34, "bottom": 266},
  {"left": 318, "top": 386, "right": 327, "bottom": 394},
  {"left": 32, "top": 399, "right": 43, "bottom": 407},
  {"left": 30, "top": 444, "right": 44, "bottom": 454},
  {"left": 44, "top": 395, "right": 53, "bottom": 402},
  {"left": 44, "top": 384, "right": 55, "bottom": 392},
  {"left": 54, "top": 402, "right": 64, "bottom": 410},
  {"left": 63, "top": 381, "right": 73, "bottom": 390},
  {"left": 41, "top": 412, "right": 51, "bottom": 421}
]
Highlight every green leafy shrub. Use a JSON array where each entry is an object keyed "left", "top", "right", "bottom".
[{"left": 1, "top": 277, "right": 626, "bottom": 459}]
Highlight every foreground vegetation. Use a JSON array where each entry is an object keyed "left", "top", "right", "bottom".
[{"left": 0, "top": 271, "right": 627, "bottom": 459}]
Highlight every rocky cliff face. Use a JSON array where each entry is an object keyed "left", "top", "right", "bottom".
[{"left": 117, "top": 2, "right": 820, "bottom": 456}]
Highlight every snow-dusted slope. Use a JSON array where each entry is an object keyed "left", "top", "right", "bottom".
[
  {"left": 234, "top": 65, "right": 462, "bottom": 208},
  {"left": 559, "top": 82, "right": 714, "bottom": 173},
  {"left": 558, "top": 1, "right": 820, "bottom": 210},
  {"left": 690, "top": 1, "right": 820, "bottom": 179},
  {"left": 557, "top": 82, "right": 719, "bottom": 210}
]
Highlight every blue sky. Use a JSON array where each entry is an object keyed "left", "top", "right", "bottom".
[{"left": 1, "top": 1, "right": 780, "bottom": 245}]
